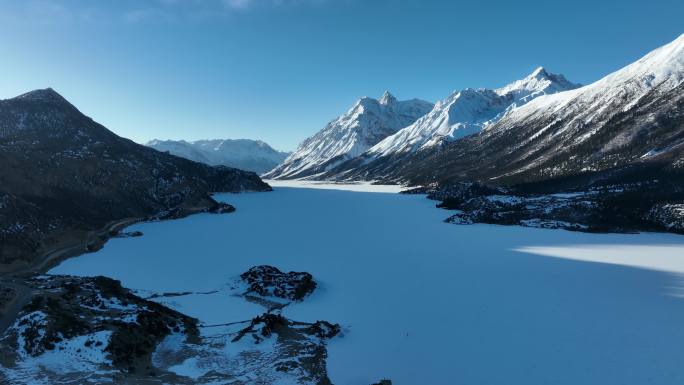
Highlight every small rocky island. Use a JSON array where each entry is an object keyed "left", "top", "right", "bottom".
[{"left": 240, "top": 265, "right": 317, "bottom": 301}]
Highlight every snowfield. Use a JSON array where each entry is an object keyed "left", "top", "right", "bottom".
[{"left": 51, "top": 181, "right": 684, "bottom": 384}]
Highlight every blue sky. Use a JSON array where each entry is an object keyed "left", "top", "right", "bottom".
[{"left": 0, "top": 0, "right": 682, "bottom": 151}]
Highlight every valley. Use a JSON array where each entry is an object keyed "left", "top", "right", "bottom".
[
  {"left": 0, "top": 6, "right": 682, "bottom": 383},
  {"left": 5, "top": 181, "right": 680, "bottom": 384}
]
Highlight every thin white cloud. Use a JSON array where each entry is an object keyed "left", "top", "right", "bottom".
[
  {"left": 0, "top": 0, "right": 337, "bottom": 25},
  {"left": 4, "top": 1, "right": 105, "bottom": 25},
  {"left": 221, "top": 0, "right": 333, "bottom": 10}
]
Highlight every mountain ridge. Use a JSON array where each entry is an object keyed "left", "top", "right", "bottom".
[
  {"left": 266, "top": 67, "right": 580, "bottom": 182},
  {"left": 315, "top": 33, "right": 683, "bottom": 186},
  {"left": 359, "top": 67, "right": 581, "bottom": 159}
]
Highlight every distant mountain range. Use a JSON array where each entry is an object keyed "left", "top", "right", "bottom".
[
  {"left": 146, "top": 139, "right": 289, "bottom": 175},
  {"left": 0, "top": 89, "right": 270, "bottom": 269}
]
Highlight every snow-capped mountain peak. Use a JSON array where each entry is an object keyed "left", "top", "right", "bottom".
[
  {"left": 364, "top": 68, "right": 580, "bottom": 158},
  {"left": 379, "top": 90, "right": 397, "bottom": 105},
  {"left": 486, "top": 32, "right": 684, "bottom": 146},
  {"left": 495, "top": 66, "right": 581, "bottom": 105},
  {"left": 263, "top": 92, "right": 433, "bottom": 179}
]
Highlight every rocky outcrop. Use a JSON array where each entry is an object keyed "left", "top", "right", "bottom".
[
  {"left": 647, "top": 203, "right": 684, "bottom": 232},
  {"left": 0, "top": 275, "right": 199, "bottom": 383},
  {"left": 427, "top": 180, "right": 684, "bottom": 234},
  {"left": 240, "top": 265, "right": 317, "bottom": 301},
  {"left": 233, "top": 313, "right": 340, "bottom": 345},
  {"left": 112, "top": 230, "right": 144, "bottom": 238},
  {"left": 205, "top": 202, "right": 236, "bottom": 214},
  {"left": 147, "top": 265, "right": 340, "bottom": 385}
]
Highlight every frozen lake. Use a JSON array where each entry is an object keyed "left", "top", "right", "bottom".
[{"left": 51, "top": 181, "right": 684, "bottom": 384}]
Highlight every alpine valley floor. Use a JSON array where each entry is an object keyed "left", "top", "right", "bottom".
[{"left": 50, "top": 181, "right": 684, "bottom": 385}]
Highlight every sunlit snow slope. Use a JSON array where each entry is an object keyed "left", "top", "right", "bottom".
[
  {"left": 366, "top": 67, "right": 580, "bottom": 157},
  {"left": 264, "top": 91, "right": 433, "bottom": 179}
]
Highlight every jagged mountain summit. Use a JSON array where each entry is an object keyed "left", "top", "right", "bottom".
[
  {"left": 263, "top": 91, "right": 433, "bottom": 179},
  {"left": 146, "top": 138, "right": 289, "bottom": 174},
  {"left": 0, "top": 88, "right": 270, "bottom": 268},
  {"left": 364, "top": 67, "right": 580, "bottom": 158}
]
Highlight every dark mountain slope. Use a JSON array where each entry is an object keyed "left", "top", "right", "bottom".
[{"left": 0, "top": 89, "right": 270, "bottom": 270}]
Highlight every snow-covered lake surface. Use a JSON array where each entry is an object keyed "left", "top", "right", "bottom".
[{"left": 51, "top": 181, "right": 684, "bottom": 384}]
